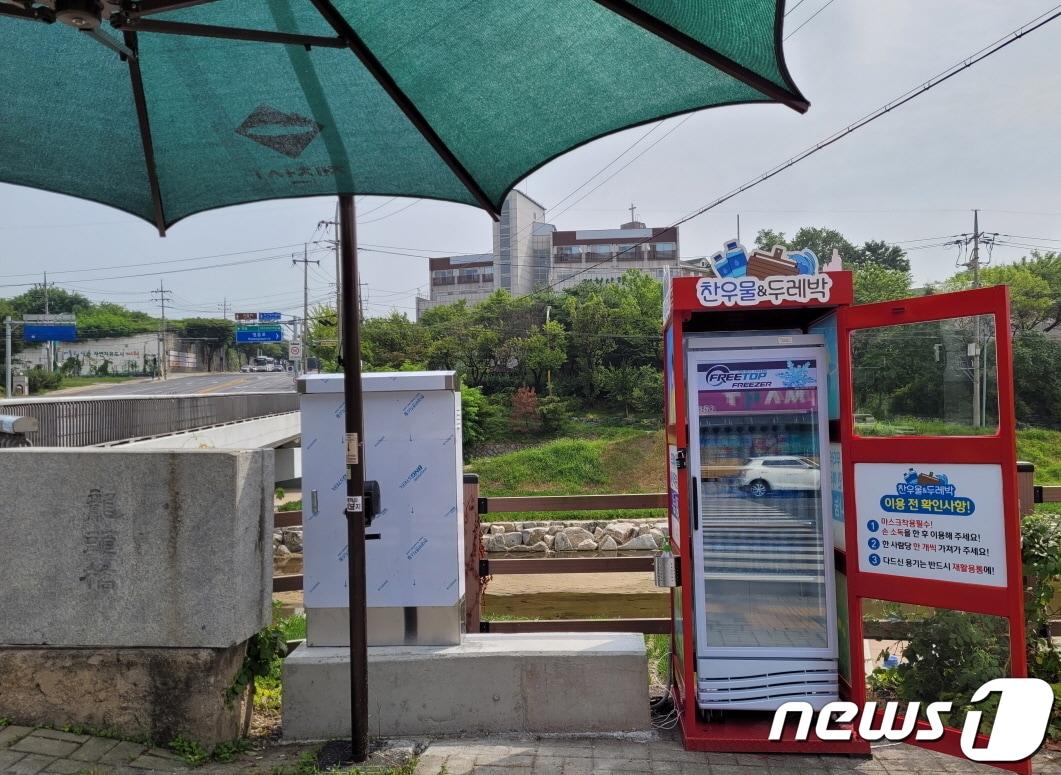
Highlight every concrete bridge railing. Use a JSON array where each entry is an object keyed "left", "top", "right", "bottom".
[{"left": 0, "top": 392, "right": 297, "bottom": 447}]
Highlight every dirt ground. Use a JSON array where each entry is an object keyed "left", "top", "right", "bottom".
[{"left": 482, "top": 571, "right": 668, "bottom": 619}]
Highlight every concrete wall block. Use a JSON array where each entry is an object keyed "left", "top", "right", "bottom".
[
  {"left": 282, "top": 633, "right": 650, "bottom": 740},
  {"left": 0, "top": 449, "right": 272, "bottom": 648},
  {"left": 0, "top": 644, "right": 245, "bottom": 747}
]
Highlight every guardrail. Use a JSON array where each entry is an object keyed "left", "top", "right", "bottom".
[{"left": 0, "top": 391, "right": 298, "bottom": 447}]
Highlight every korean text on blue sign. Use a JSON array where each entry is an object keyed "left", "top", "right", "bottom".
[
  {"left": 258, "top": 312, "right": 282, "bottom": 321},
  {"left": 235, "top": 327, "right": 282, "bottom": 343}
]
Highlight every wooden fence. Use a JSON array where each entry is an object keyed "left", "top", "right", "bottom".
[{"left": 273, "top": 466, "right": 1058, "bottom": 636}]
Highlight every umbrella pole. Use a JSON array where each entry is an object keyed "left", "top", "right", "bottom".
[{"left": 338, "top": 193, "right": 369, "bottom": 763}]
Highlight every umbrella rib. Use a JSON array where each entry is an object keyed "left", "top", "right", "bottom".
[
  {"left": 113, "top": 17, "right": 346, "bottom": 48},
  {"left": 0, "top": 4, "right": 53, "bottom": 22},
  {"left": 123, "top": 31, "right": 168, "bottom": 236},
  {"left": 306, "top": 0, "right": 500, "bottom": 219},
  {"left": 591, "top": 0, "right": 809, "bottom": 114},
  {"left": 124, "top": 0, "right": 222, "bottom": 17}
]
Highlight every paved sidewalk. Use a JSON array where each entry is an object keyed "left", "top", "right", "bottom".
[
  {"left": 3, "top": 725, "right": 1060, "bottom": 774},
  {"left": 0, "top": 726, "right": 188, "bottom": 774},
  {"left": 413, "top": 736, "right": 1061, "bottom": 775}
]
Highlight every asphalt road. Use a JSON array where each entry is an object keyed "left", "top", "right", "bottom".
[{"left": 49, "top": 371, "right": 297, "bottom": 397}]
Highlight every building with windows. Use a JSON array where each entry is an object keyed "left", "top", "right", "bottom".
[
  {"left": 415, "top": 253, "right": 494, "bottom": 318},
  {"left": 493, "top": 189, "right": 547, "bottom": 296},
  {"left": 413, "top": 196, "right": 683, "bottom": 318},
  {"left": 547, "top": 219, "right": 679, "bottom": 290}
]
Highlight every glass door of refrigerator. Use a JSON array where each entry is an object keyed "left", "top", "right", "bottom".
[{"left": 688, "top": 346, "right": 836, "bottom": 659}]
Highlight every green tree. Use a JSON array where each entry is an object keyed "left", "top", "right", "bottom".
[
  {"left": 1022, "top": 252, "right": 1061, "bottom": 331},
  {"left": 564, "top": 294, "right": 615, "bottom": 399},
  {"left": 10, "top": 287, "right": 91, "bottom": 316},
  {"left": 754, "top": 227, "right": 909, "bottom": 271},
  {"left": 853, "top": 264, "right": 912, "bottom": 304},
  {"left": 173, "top": 318, "right": 234, "bottom": 372},
  {"left": 512, "top": 320, "right": 567, "bottom": 392},
  {"left": 361, "top": 311, "right": 429, "bottom": 369},
  {"left": 1012, "top": 331, "right": 1061, "bottom": 428},
  {"left": 755, "top": 226, "right": 859, "bottom": 267},
  {"left": 856, "top": 239, "right": 910, "bottom": 271},
  {"left": 76, "top": 302, "right": 157, "bottom": 339}
]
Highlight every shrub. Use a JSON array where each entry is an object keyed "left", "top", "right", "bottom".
[
  {"left": 510, "top": 386, "right": 541, "bottom": 433},
  {"left": 26, "top": 366, "right": 61, "bottom": 393},
  {"left": 538, "top": 394, "right": 572, "bottom": 434},
  {"left": 1023, "top": 510, "right": 1061, "bottom": 685}
]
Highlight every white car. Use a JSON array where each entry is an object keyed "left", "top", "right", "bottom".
[{"left": 739, "top": 456, "right": 820, "bottom": 497}]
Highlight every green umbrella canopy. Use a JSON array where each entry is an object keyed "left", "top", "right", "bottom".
[{"left": 1, "top": 0, "right": 806, "bottom": 233}]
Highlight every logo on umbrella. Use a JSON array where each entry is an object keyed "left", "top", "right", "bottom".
[{"left": 235, "top": 105, "right": 323, "bottom": 159}]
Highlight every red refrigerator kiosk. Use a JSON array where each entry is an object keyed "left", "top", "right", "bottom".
[{"left": 662, "top": 241, "right": 1031, "bottom": 773}]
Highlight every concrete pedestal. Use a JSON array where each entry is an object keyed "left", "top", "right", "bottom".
[
  {"left": 0, "top": 644, "right": 245, "bottom": 746},
  {"left": 282, "top": 633, "right": 651, "bottom": 740}
]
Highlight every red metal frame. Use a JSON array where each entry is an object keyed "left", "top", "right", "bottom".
[
  {"left": 664, "top": 273, "right": 868, "bottom": 754},
  {"left": 838, "top": 285, "right": 1029, "bottom": 775}
]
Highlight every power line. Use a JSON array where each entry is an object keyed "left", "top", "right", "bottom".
[
  {"left": 784, "top": 0, "right": 837, "bottom": 41},
  {"left": 0, "top": 242, "right": 315, "bottom": 279},
  {"left": 537, "top": 5, "right": 1061, "bottom": 291},
  {"left": 358, "top": 200, "right": 421, "bottom": 224},
  {"left": 355, "top": 197, "right": 398, "bottom": 217}
]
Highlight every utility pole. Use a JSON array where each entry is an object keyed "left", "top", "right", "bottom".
[
  {"left": 4, "top": 317, "right": 11, "bottom": 397},
  {"left": 947, "top": 210, "right": 997, "bottom": 428},
  {"left": 971, "top": 209, "right": 981, "bottom": 427},
  {"left": 151, "top": 281, "right": 172, "bottom": 380},
  {"left": 319, "top": 207, "right": 343, "bottom": 352},
  {"left": 37, "top": 271, "right": 55, "bottom": 373},
  {"left": 293, "top": 245, "right": 320, "bottom": 373},
  {"left": 218, "top": 297, "right": 230, "bottom": 372},
  {"left": 970, "top": 209, "right": 981, "bottom": 289}
]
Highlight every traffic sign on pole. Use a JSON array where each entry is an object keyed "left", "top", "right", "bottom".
[
  {"left": 235, "top": 325, "right": 282, "bottom": 343},
  {"left": 289, "top": 342, "right": 303, "bottom": 359}
]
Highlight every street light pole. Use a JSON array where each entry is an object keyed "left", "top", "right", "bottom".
[{"left": 338, "top": 193, "right": 368, "bottom": 763}]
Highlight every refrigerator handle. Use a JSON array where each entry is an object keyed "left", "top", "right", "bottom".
[{"left": 691, "top": 477, "right": 699, "bottom": 532}]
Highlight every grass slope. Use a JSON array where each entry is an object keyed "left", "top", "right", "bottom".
[
  {"left": 467, "top": 428, "right": 665, "bottom": 522},
  {"left": 467, "top": 425, "right": 1060, "bottom": 516},
  {"left": 1017, "top": 428, "right": 1061, "bottom": 483},
  {"left": 470, "top": 431, "right": 664, "bottom": 497}
]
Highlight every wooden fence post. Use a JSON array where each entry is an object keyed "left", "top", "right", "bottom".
[
  {"left": 463, "top": 474, "right": 482, "bottom": 634},
  {"left": 1017, "top": 461, "right": 1035, "bottom": 518}
]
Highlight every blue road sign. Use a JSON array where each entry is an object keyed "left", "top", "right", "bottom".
[
  {"left": 24, "top": 324, "right": 76, "bottom": 342},
  {"left": 258, "top": 312, "right": 282, "bottom": 321},
  {"left": 236, "top": 327, "right": 282, "bottom": 343}
]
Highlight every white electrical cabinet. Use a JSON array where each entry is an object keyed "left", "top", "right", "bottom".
[{"left": 298, "top": 372, "right": 465, "bottom": 646}]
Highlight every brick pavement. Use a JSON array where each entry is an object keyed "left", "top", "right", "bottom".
[
  {"left": 2, "top": 724, "right": 1059, "bottom": 774},
  {"left": 412, "top": 735, "right": 1061, "bottom": 775}
]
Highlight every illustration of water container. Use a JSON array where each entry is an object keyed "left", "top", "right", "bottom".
[
  {"left": 789, "top": 248, "right": 819, "bottom": 276},
  {"left": 712, "top": 240, "right": 748, "bottom": 278}
]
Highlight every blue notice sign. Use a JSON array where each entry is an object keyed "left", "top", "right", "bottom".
[
  {"left": 236, "top": 327, "right": 282, "bottom": 343},
  {"left": 24, "top": 324, "right": 77, "bottom": 342},
  {"left": 258, "top": 312, "right": 282, "bottom": 322}
]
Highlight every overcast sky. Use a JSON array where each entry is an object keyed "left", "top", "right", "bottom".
[{"left": 1, "top": 0, "right": 1059, "bottom": 322}]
